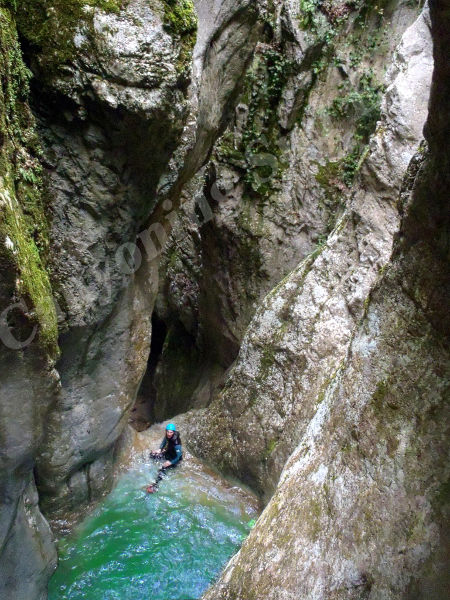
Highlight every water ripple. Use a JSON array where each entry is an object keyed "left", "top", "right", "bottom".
[{"left": 49, "top": 460, "right": 258, "bottom": 600}]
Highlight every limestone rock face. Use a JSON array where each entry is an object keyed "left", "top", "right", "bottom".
[
  {"left": 0, "top": 8, "right": 58, "bottom": 597},
  {"left": 27, "top": 0, "right": 262, "bottom": 514},
  {"left": 151, "top": 0, "right": 423, "bottom": 417},
  {"left": 1, "top": 0, "right": 263, "bottom": 593},
  {"left": 202, "top": 202, "right": 450, "bottom": 598},
  {"left": 1, "top": 0, "right": 449, "bottom": 598},
  {"left": 186, "top": 7, "right": 434, "bottom": 498},
  {"left": 0, "top": 345, "right": 59, "bottom": 600},
  {"left": 197, "top": 2, "right": 450, "bottom": 597},
  {"left": 32, "top": 0, "right": 187, "bottom": 514}
]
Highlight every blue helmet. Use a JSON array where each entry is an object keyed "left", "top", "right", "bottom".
[{"left": 166, "top": 423, "right": 176, "bottom": 432}]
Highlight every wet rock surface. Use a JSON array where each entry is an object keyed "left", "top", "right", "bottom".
[
  {"left": 198, "top": 1, "right": 450, "bottom": 598},
  {"left": 186, "top": 7, "right": 434, "bottom": 498},
  {"left": 28, "top": 0, "right": 262, "bottom": 514},
  {"left": 151, "top": 0, "right": 424, "bottom": 417},
  {"left": 0, "top": 0, "right": 449, "bottom": 598},
  {"left": 2, "top": 0, "right": 262, "bottom": 595}
]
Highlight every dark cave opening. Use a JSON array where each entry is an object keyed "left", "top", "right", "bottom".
[{"left": 129, "top": 313, "right": 167, "bottom": 431}]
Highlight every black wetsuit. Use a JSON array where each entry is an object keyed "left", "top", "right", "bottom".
[{"left": 149, "top": 432, "right": 182, "bottom": 488}]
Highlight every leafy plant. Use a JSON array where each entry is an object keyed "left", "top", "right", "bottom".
[
  {"left": 327, "top": 72, "right": 384, "bottom": 141},
  {"left": 217, "top": 46, "right": 291, "bottom": 198},
  {"left": 298, "top": 0, "right": 321, "bottom": 30}
]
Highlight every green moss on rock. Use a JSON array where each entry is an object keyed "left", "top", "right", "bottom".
[
  {"left": 315, "top": 159, "right": 347, "bottom": 232},
  {"left": 371, "top": 379, "right": 389, "bottom": 411},
  {"left": 262, "top": 438, "right": 277, "bottom": 460},
  {"left": 10, "top": 0, "right": 122, "bottom": 76},
  {"left": 162, "top": 0, "right": 197, "bottom": 75},
  {"left": 0, "top": 7, "right": 58, "bottom": 357},
  {"left": 240, "top": 47, "right": 291, "bottom": 198},
  {"left": 306, "top": 497, "right": 323, "bottom": 540},
  {"left": 162, "top": 0, "right": 196, "bottom": 35},
  {"left": 435, "top": 478, "right": 450, "bottom": 507},
  {"left": 259, "top": 344, "right": 276, "bottom": 379}
]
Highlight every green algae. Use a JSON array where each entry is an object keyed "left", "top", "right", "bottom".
[
  {"left": 162, "top": 0, "right": 197, "bottom": 75},
  {"left": 12, "top": 0, "right": 197, "bottom": 79},
  {"left": 262, "top": 438, "right": 277, "bottom": 461},
  {"left": 162, "top": 0, "right": 196, "bottom": 36},
  {"left": 11, "top": 0, "right": 122, "bottom": 76},
  {"left": 0, "top": 7, "right": 58, "bottom": 356}
]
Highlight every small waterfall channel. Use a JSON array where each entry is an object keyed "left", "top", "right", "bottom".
[{"left": 48, "top": 422, "right": 260, "bottom": 600}]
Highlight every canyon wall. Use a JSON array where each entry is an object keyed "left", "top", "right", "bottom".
[
  {"left": 151, "top": 0, "right": 424, "bottom": 420},
  {"left": 1, "top": 0, "right": 263, "bottom": 596},
  {"left": 186, "top": 3, "right": 434, "bottom": 498},
  {"left": 0, "top": 6, "right": 59, "bottom": 597},
  {"left": 198, "top": 0, "right": 450, "bottom": 597},
  {"left": 0, "top": 1, "right": 448, "bottom": 599}
]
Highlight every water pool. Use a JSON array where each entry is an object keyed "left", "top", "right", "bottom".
[{"left": 48, "top": 432, "right": 259, "bottom": 600}]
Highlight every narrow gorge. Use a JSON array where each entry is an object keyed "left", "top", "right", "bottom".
[{"left": 0, "top": 0, "right": 448, "bottom": 599}]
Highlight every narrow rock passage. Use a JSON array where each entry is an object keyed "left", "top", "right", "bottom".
[{"left": 48, "top": 423, "right": 260, "bottom": 600}]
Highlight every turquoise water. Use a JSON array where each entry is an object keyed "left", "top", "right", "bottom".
[{"left": 48, "top": 458, "right": 258, "bottom": 600}]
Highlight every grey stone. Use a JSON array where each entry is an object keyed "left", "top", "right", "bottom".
[{"left": 186, "top": 6, "right": 434, "bottom": 499}]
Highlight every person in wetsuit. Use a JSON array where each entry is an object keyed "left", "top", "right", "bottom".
[{"left": 146, "top": 423, "right": 182, "bottom": 493}]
